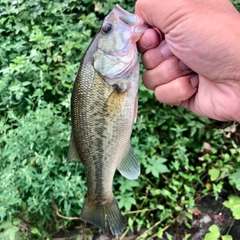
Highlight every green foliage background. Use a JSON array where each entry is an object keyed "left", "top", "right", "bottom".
[{"left": 0, "top": 0, "right": 240, "bottom": 238}]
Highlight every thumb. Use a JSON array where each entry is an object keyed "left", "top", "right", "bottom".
[
  {"left": 135, "top": 0, "right": 238, "bottom": 34},
  {"left": 135, "top": 0, "right": 191, "bottom": 33}
]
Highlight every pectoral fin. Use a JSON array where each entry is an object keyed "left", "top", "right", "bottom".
[
  {"left": 117, "top": 143, "right": 140, "bottom": 180},
  {"left": 67, "top": 133, "right": 82, "bottom": 163}
]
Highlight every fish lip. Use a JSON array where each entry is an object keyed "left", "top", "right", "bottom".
[
  {"left": 114, "top": 4, "right": 135, "bottom": 25},
  {"left": 114, "top": 4, "right": 148, "bottom": 41}
]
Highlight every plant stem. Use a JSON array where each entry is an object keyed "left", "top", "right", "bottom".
[{"left": 122, "top": 207, "right": 158, "bottom": 215}]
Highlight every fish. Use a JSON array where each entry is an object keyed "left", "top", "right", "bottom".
[{"left": 67, "top": 4, "right": 147, "bottom": 235}]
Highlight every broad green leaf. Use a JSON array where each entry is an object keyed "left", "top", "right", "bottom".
[
  {"left": 222, "top": 235, "right": 233, "bottom": 240},
  {"left": 223, "top": 195, "right": 240, "bottom": 219},
  {"left": 229, "top": 169, "right": 240, "bottom": 190},
  {"left": 204, "top": 224, "right": 220, "bottom": 240},
  {"left": 157, "top": 228, "right": 163, "bottom": 238},
  {"left": 0, "top": 219, "right": 20, "bottom": 240},
  {"left": 208, "top": 168, "right": 220, "bottom": 181}
]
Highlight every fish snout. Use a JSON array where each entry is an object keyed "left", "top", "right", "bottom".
[{"left": 115, "top": 4, "right": 148, "bottom": 43}]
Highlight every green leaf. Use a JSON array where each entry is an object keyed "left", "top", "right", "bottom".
[
  {"left": 223, "top": 195, "right": 240, "bottom": 220},
  {"left": 128, "top": 217, "right": 134, "bottom": 231},
  {"left": 229, "top": 168, "right": 240, "bottom": 190},
  {"left": 184, "top": 233, "right": 191, "bottom": 240},
  {"left": 0, "top": 206, "right": 6, "bottom": 221},
  {"left": 157, "top": 228, "right": 163, "bottom": 238},
  {"left": 145, "top": 157, "right": 169, "bottom": 177},
  {"left": 117, "top": 193, "right": 136, "bottom": 211},
  {"left": 31, "top": 227, "right": 42, "bottom": 236},
  {"left": 0, "top": 219, "right": 20, "bottom": 240},
  {"left": 209, "top": 168, "right": 220, "bottom": 181},
  {"left": 204, "top": 224, "right": 220, "bottom": 240},
  {"left": 222, "top": 235, "right": 233, "bottom": 240}
]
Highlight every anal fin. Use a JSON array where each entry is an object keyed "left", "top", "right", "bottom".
[{"left": 117, "top": 143, "right": 140, "bottom": 180}]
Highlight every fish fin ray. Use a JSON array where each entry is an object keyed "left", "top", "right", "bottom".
[
  {"left": 80, "top": 197, "right": 125, "bottom": 235},
  {"left": 80, "top": 198, "right": 105, "bottom": 232},
  {"left": 106, "top": 197, "right": 125, "bottom": 235},
  {"left": 67, "top": 133, "right": 83, "bottom": 163},
  {"left": 133, "top": 95, "right": 138, "bottom": 123},
  {"left": 117, "top": 143, "right": 140, "bottom": 180}
]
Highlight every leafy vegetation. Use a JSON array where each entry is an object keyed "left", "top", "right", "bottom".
[
  {"left": 224, "top": 195, "right": 240, "bottom": 220},
  {"left": 204, "top": 224, "right": 232, "bottom": 240},
  {"left": 0, "top": 0, "right": 240, "bottom": 239}
]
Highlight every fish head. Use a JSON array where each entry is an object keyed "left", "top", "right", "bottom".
[
  {"left": 101, "top": 4, "right": 147, "bottom": 48},
  {"left": 93, "top": 5, "right": 148, "bottom": 84}
]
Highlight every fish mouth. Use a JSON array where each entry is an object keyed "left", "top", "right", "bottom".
[
  {"left": 115, "top": 4, "right": 137, "bottom": 26},
  {"left": 114, "top": 4, "right": 148, "bottom": 42}
]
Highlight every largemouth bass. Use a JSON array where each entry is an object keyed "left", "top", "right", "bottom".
[{"left": 67, "top": 4, "right": 147, "bottom": 235}]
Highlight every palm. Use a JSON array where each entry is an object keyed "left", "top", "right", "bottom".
[{"left": 182, "top": 76, "right": 240, "bottom": 121}]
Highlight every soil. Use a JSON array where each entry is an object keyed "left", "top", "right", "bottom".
[
  {"left": 165, "top": 195, "right": 240, "bottom": 240},
  {"left": 188, "top": 195, "right": 240, "bottom": 240}
]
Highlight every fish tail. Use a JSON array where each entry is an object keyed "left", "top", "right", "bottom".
[
  {"left": 106, "top": 197, "right": 125, "bottom": 235},
  {"left": 80, "top": 199, "right": 105, "bottom": 232},
  {"left": 80, "top": 197, "right": 125, "bottom": 235}
]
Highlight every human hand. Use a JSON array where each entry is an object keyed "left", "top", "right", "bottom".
[{"left": 136, "top": 0, "right": 240, "bottom": 121}]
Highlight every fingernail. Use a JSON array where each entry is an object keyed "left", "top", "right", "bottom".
[
  {"left": 190, "top": 75, "right": 199, "bottom": 88},
  {"left": 178, "top": 61, "right": 190, "bottom": 71},
  {"left": 160, "top": 42, "right": 173, "bottom": 57}
]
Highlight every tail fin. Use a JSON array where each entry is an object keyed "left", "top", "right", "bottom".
[
  {"left": 80, "top": 197, "right": 125, "bottom": 235},
  {"left": 80, "top": 199, "right": 105, "bottom": 232},
  {"left": 106, "top": 197, "right": 125, "bottom": 235}
]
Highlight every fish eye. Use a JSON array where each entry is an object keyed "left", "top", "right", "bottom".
[{"left": 102, "top": 23, "right": 112, "bottom": 34}]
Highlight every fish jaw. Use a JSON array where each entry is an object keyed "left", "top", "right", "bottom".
[{"left": 113, "top": 4, "right": 148, "bottom": 43}]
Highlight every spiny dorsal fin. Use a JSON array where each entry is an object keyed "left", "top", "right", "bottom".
[
  {"left": 67, "top": 133, "right": 82, "bottom": 163},
  {"left": 117, "top": 143, "right": 140, "bottom": 180}
]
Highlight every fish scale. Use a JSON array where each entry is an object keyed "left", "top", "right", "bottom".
[
  {"left": 67, "top": 4, "right": 147, "bottom": 235},
  {"left": 75, "top": 65, "right": 118, "bottom": 199}
]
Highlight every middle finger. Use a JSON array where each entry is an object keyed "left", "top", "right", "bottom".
[
  {"left": 142, "top": 58, "right": 193, "bottom": 90},
  {"left": 142, "top": 40, "right": 174, "bottom": 70}
]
